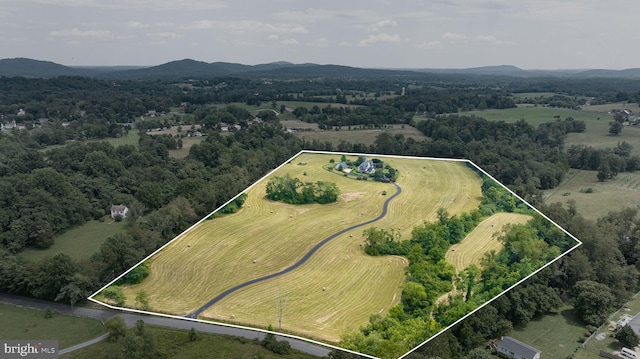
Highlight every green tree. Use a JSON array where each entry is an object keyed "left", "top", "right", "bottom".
[
  {"left": 573, "top": 280, "right": 616, "bottom": 326},
  {"left": 609, "top": 121, "right": 623, "bottom": 135},
  {"left": 615, "top": 324, "right": 640, "bottom": 348},
  {"left": 102, "top": 286, "right": 126, "bottom": 306},
  {"left": 188, "top": 327, "right": 199, "bottom": 342},
  {"left": 597, "top": 161, "right": 611, "bottom": 182},
  {"left": 135, "top": 290, "right": 151, "bottom": 311},
  {"left": 105, "top": 315, "right": 127, "bottom": 341}
]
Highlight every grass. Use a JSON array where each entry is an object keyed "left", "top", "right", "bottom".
[
  {"left": 543, "top": 170, "right": 640, "bottom": 221},
  {"left": 462, "top": 106, "right": 607, "bottom": 127},
  {"left": 445, "top": 213, "right": 532, "bottom": 272},
  {"left": 282, "top": 121, "right": 429, "bottom": 147},
  {"left": 90, "top": 130, "right": 140, "bottom": 148},
  {"left": 579, "top": 292, "right": 640, "bottom": 359},
  {"left": 581, "top": 101, "right": 640, "bottom": 113},
  {"left": 508, "top": 304, "right": 597, "bottom": 359},
  {"left": 111, "top": 153, "right": 485, "bottom": 343},
  {"left": 511, "top": 92, "right": 560, "bottom": 99},
  {"left": 0, "top": 302, "right": 106, "bottom": 349},
  {"left": 462, "top": 106, "right": 640, "bottom": 156},
  {"left": 18, "top": 217, "right": 127, "bottom": 262},
  {"left": 61, "top": 325, "right": 319, "bottom": 359}
]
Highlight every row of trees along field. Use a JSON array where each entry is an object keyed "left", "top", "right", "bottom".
[
  {"left": 0, "top": 123, "right": 301, "bottom": 305},
  {"left": 331, "top": 177, "right": 573, "bottom": 359},
  {"left": 394, "top": 205, "right": 640, "bottom": 359}
]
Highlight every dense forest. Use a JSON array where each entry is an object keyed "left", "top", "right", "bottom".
[{"left": 1, "top": 73, "right": 640, "bottom": 358}]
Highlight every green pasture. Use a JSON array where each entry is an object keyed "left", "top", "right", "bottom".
[
  {"left": 543, "top": 170, "right": 640, "bottom": 221},
  {"left": 0, "top": 302, "right": 105, "bottom": 349},
  {"left": 91, "top": 130, "right": 140, "bottom": 148},
  {"left": 18, "top": 217, "right": 127, "bottom": 262},
  {"left": 283, "top": 121, "right": 429, "bottom": 147},
  {"left": 463, "top": 106, "right": 606, "bottom": 126},
  {"left": 509, "top": 305, "right": 596, "bottom": 359},
  {"left": 463, "top": 106, "right": 640, "bottom": 156}
]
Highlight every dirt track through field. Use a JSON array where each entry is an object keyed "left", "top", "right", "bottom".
[{"left": 186, "top": 182, "right": 403, "bottom": 319}]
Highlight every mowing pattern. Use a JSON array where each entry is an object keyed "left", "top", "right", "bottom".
[
  {"left": 119, "top": 153, "right": 483, "bottom": 341},
  {"left": 187, "top": 182, "right": 402, "bottom": 318},
  {"left": 445, "top": 212, "right": 532, "bottom": 272}
]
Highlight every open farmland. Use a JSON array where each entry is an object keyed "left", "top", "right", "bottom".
[
  {"left": 282, "top": 120, "right": 429, "bottom": 147},
  {"left": 462, "top": 106, "right": 640, "bottom": 156},
  {"left": 544, "top": 170, "right": 640, "bottom": 221},
  {"left": 114, "top": 152, "right": 484, "bottom": 342},
  {"left": 445, "top": 212, "right": 532, "bottom": 272}
]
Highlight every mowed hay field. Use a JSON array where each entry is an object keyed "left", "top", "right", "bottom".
[
  {"left": 445, "top": 213, "right": 532, "bottom": 272},
  {"left": 120, "top": 153, "right": 483, "bottom": 341}
]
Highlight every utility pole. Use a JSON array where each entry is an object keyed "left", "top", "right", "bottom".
[{"left": 277, "top": 294, "right": 287, "bottom": 331}]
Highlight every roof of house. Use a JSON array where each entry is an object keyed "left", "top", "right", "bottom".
[
  {"left": 335, "top": 161, "right": 348, "bottom": 169},
  {"left": 628, "top": 313, "right": 640, "bottom": 336},
  {"left": 498, "top": 336, "right": 540, "bottom": 359},
  {"left": 111, "top": 204, "right": 127, "bottom": 212}
]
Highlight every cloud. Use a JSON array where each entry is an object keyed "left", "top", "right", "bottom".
[
  {"left": 442, "top": 32, "right": 467, "bottom": 40},
  {"left": 185, "top": 20, "right": 307, "bottom": 34},
  {"left": 267, "top": 34, "right": 279, "bottom": 40},
  {"left": 49, "top": 28, "right": 116, "bottom": 40},
  {"left": 151, "top": 32, "right": 182, "bottom": 40},
  {"left": 308, "top": 38, "right": 330, "bottom": 47},
  {"left": 368, "top": 19, "right": 398, "bottom": 32},
  {"left": 474, "top": 34, "right": 513, "bottom": 45},
  {"left": 282, "top": 38, "right": 299, "bottom": 45},
  {"left": 21, "top": 0, "right": 228, "bottom": 10},
  {"left": 272, "top": 8, "right": 365, "bottom": 23},
  {"left": 338, "top": 41, "right": 351, "bottom": 47},
  {"left": 128, "top": 21, "right": 149, "bottom": 29},
  {"left": 358, "top": 33, "right": 402, "bottom": 46},
  {"left": 419, "top": 41, "right": 442, "bottom": 49}
]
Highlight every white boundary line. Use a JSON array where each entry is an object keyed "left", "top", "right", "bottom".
[
  {"left": 397, "top": 159, "right": 583, "bottom": 359},
  {"left": 87, "top": 150, "right": 582, "bottom": 359}
]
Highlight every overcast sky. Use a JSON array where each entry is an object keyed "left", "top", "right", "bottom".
[{"left": 1, "top": 0, "right": 638, "bottom": 69}]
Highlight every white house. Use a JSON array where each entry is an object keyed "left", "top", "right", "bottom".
[
  {"left": 357, "top": 159, "right": 376, "bottom": 174},
  {"left": 110, "top": 204, "right": 129, "bottom": 219},
  {"left": 497, "top": 336, "right": 541, "bottom": 359}
]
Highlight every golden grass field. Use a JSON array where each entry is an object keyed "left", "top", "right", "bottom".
[
  {"left": 445, "top": 213, "right": 533, "bottom": 272},
  {"left": 117, "top": 152, "right": 484, "bottom": 342}
]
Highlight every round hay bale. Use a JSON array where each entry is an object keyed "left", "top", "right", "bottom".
[
  {"left": 349, "top": 234, "right": 353, "bottom": 237},
  {"left": 187, "top": 244, "right": 191, "bottom": 247},
  {"left": 322, "top": 287, "right": 327, "bottom": 291},
  {"left": 253, "top": 259, "right": 257, "bottom": 264},
  {"left": 230, "top": 314, "right": 235, "bottom": 319}
]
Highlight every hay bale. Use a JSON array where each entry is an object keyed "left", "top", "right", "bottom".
[
  {"left": 253, "top": 259, "right": 257, "bottom": 264},
  {"left": 187, "top": 244, "right": 191, "bottom": 247},
  {"left": 230, "top": 314, "right": 235, "bottom": 319},
  {"left": 322, "top": 287, "right": 327, "bottom": 291}
]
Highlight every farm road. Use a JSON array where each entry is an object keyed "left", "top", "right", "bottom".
[
  {"left": 0, "top": 293, "right": 331, "bottom": 357},
  {"left": 187, "top": 182, "right": 402, "bottom": 318}
]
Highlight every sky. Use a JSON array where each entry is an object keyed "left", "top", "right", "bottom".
[{"left": 1, "top": 0, "right": 638, "bottom": 69}]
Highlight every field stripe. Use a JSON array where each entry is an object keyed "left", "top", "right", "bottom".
[{"left": 187, "top": 182, "right": 403, "bottom": 318}]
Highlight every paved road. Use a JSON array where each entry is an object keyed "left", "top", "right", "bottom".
[
  {"left": 188, "top": 182, "right": 402, "bottom": 318},
  {"left": 58, "top": 333, "right": 109, "bottom": 355},
  {"left": 0, "top": 293, "right": 331, "bottom": 357}
]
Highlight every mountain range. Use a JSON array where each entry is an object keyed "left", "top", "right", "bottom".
[{"left": 3, "top": 57, "right": 640, "bottom": 80}]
